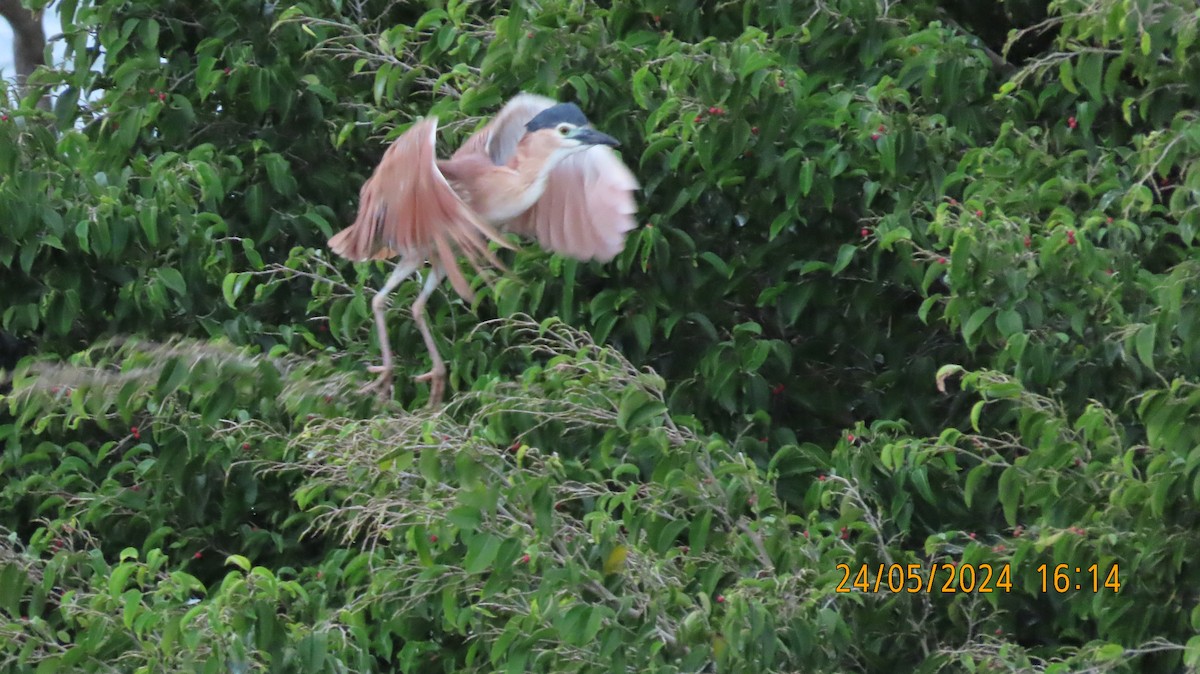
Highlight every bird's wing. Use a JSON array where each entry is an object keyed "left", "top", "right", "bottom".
[
  {"left": 453, "top": 93, "right": 557, "bottom": 165},
  {"left": 505, "top": 146, "right": 640, "bottom": 262},
  {"left": 328, "top": 117, "right": 509, "bottom": 301}
]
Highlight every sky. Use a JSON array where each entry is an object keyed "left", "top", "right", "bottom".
[{"left": 0, "top": 6, "right": 66, "bottom": 81}]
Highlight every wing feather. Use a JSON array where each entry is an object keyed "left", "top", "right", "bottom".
[
  {"left": 453, "top": 93, "right": 557, "bottom": 166},
  {"left": 507, "top": 146, "right": 639, "bottom": 262},
  {"left": 328, "top": 117, "right": 508, "bottom": 300}
]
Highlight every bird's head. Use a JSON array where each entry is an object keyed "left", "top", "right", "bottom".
[{"left": 524, "top": 103, "right": 620, "bottom": 153}]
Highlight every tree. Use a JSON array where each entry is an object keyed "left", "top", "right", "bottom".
[
  {"left": 2, "top": 0, "right": 1200, "bottom": 671},
  {"left": 0, "top": 0, "right": 46, "bottom": 103}
]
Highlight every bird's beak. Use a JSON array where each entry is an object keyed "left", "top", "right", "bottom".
[{"left": 569, "top": 127, "right": 620, "bottom": 147}]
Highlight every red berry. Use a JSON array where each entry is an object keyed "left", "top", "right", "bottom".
[
  {"left": 242, "top": 443, "right": 251, "bottom": 450},
  {"left": 993, "top": 544, "right": 1005, "bottom": 552},
  {"left": 840, "top": 527, "right": 849, "bottom": 540},
  {"left": 1024, "top": 236, "right": 1032, "bottom": 248},
  {"left": 316, "top": 571, "right": 323, "bottom": 578},
  {"left": 1013, "top": 526, "right": 1023, "bottom": 537},
  {"left": 803, "top": 530, "right": 809, "bottom": 538},
  {"left": 1067, "top": 116, "right": 1077, "bottom": 129},
  {"left": 708, "top": 106, "right": 718, "bottom": 115},
  {"left": 817, "top": 475, "right": 826, "bottom": 482},
  {"left": 750, "top": 126, "right": 759, "bottom": 135},
  {"left": 877, "top": 124, "right": 886, "bottom": 132},
  {"left": 159, "top": 92, "right": 166, "bottom": 101},
  {"left": 1106, "top": 216, "right": 1114, "bottom": 224},
  {"left": 130, "top": 485, "right": 140, "bottom": 492},
  {"left": 1067, "top": 230, "right": 1077, "bottom": 245},
  {"left": 937, "top": 257, "right": 947, "bottom": 265},
  {"left": 1106, "top": 268, "right": 1114, "bottom": 275},
  {"left": 771, "top": 383, "right": 785, "bottom": 395},
  {"left": 778, "top": 79, "right": 785, "bottom": 87},
  {"left": 520, "top": 554, "right": 530, "bottom": 564},
  {"left": 149, "top": 88, "right": 155, "bottom": 94},
  {"left": 694, "top": 115, "right": 702, "bottom": 123},
  {"left": 50, "top": 387, "right": 59, "bottom": 394},
  {"left": 995, "top": 628, "right": 1003, "bottom": 635},
  {"left": 968, "top": 532, "right": 977, "bottom": 540},
  {"left": 223, "top": 67, "right": 231, "bottom": 75},
  {"left": 193, "top": 551, "right": 202, "bottom": 559},
  {"left": 975, "top": 210, "right": 983, "bottom": 217},
  {"left": 0, "top": 115, "right": 7, "bottom": 122},
  {"left": 846, "top": 433, "right": 856, "bottom": 442},
  {"left": 429, "top": 535, "right": 438, "bottom": 543},
  {"left": 870, "top": 133, "right": 880, "bottom": 141},
  {"left": 949, "top": 198, "right": 957, "bottom": 205},
  {"left": 525, "top": 31, "right": 533, "bottom": 38},
  {"left": 716, "top": 595, "right": 725, "bottom": 603},
  {"left": 860, "top": 228, "right": 869, "bottom": 238}
]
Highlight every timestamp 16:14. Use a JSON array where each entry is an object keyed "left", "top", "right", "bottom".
[{"left": 1037, "top": 564, "right": 1121, "bottom": 593}]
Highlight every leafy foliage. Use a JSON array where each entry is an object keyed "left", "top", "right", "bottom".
[{"left": 4, "top": 0, "right": 1200, "bottom": 671}]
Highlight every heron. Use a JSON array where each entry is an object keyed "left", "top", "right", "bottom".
[{"left": 328, "top": 94, "right": 639, "bottom": 405}]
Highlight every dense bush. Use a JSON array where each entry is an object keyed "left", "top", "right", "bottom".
[{"left": 3, "top": 0, "right": 1200, "bottom": 671}]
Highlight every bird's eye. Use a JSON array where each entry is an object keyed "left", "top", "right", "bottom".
[{"left": 557, "top": 124, "right": 571, "bottom": 136}]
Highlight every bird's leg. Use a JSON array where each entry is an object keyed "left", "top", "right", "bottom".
[
  {"left": 363, "top": 257, "right": 421, "bottom": 399},
  {"left": 410, "top": 266, "right": 447, "bottom": 407}
]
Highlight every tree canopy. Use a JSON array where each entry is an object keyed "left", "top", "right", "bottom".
[{"left": 2, "top": 0, "right": 1200, "bottom": 671}]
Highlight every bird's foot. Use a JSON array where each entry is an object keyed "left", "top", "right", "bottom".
[
  {"left": 360, "top": 364, "right": 394, "bottom": 401},
  {"left": 413, "top": 365, "right": 446, "bottom": 408}
]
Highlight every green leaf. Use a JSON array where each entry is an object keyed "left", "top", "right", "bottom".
[
  {"left": 1058, "top": 60, "right": 1077, "bottom": 94},
  {"left": 1095, "top": 643, "right": 1124, "bottom": 660},
  {"left": 155, "top": 357, "right": 190, "bottom": 400},
  {"left": 1077, "top": 52, "right": 1103, "bottom": 101},
  {"left": 631, "top": 66, "right": 654, "bottom": 109},
  {"left": 798, "top": 160, "right": 815, "bottom": 196},
  {"left": 157, "top": 267, "right": 187, "bottom": 297},
  {"left": 831, "top": 244, "right": 856, "bottom": 275},
  {"left": 1135, "top": 323, "right": 1156, "bottom": 370},
  {"left": 463, "top": 534, "right": 502, "bottom": 574},
  {"left": 962, "top": 307, "right": 996, "bottom": 347},
  {"left": 997, "top": 467, "right": 1021, "bottom": 526},
  {"left": 1185, "top": 635, "right": 1200, "bottom": 668},
  {"left": 108, "top": 563, "right": 135, "bottom": 596},
  {"left": 617, "top": 388, "right": 666, "bottom": 431},
  {"left": 995, "top": 309, "right": 1023, "bottom": 337}
]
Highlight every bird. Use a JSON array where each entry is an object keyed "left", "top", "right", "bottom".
[{"left": 327, "top": 93, "right": 639, "bottom": 406}]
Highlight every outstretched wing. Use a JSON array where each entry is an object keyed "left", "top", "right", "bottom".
[
  {"left": 453, "top": 93, "right": 557, "bottom": 166},
  {"left": 506, "top": 146, "right": 639, "bottom": 262},
  {"left": 328, "top": 117, "right": 508, "bottom": 300}
]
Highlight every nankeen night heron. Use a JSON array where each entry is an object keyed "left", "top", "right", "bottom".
[{"left": 328, "top": 94, "right": 639, "bottom": 405}]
